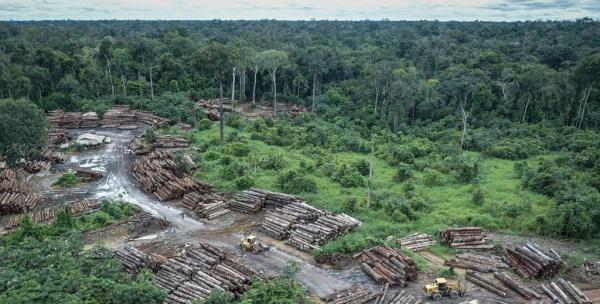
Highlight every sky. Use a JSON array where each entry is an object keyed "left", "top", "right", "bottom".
[{"left": 0, "top": 0, "right": 598, "bottom": 21}]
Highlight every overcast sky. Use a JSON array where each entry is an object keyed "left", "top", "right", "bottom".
[{"left": 1, "top": 0, "right": 598, "bottom": 21}]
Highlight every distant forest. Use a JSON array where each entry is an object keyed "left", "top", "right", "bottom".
[{"left": 0, "top": 19, "right": 598, "bottom": 129}]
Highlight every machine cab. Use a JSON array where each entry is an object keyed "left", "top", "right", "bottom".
[{"left": 435, "top": 278, "right": 447, "bottom": 290}]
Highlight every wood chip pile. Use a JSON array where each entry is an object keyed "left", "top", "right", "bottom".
[
  {"left": 504, "top": 243, "right": 564, "bottom": 279},
  {"left": 439, "top": 227, "right": 493, "bottom": 249},
  {"left": 541, "top": 278, "right": 591, "bottom": 304},
  {"left": 81, "top": 112, "right": 99, "bottom": 128},
  {"left": 321, "top": 285, "right": 379, "bottom": 304},
  {"left": 354, "top": 245, "right": 418, "bottom": 286},
  {"left": 152, "top": 135, "right": 190, "bottom": 149},
  {"left": 386, "top": 289, "right": 423, "bottom": 304},
  {"left": 0, "top": 166, "right": 37, "bottom": 215},
  {"left": 444, "top": 252, "right": 508, "bottom": 273},
  {"left": 397, "top": 233, "right": 435, "bottom": 251},
  {"left": 465, "top": 271, "right": 509, "bottom": 298},
  {"left": 114, "top": 246, "right": 163, "bottom": 275},
  {"left": 154, "top": 242, "right": 258, "bottom": 304},
  {"left": 229, "top": 189, "right": 267, "bottom": 213},
  {"left": 195, "top": 98, "right": 233, "bottom": 121},
  {"left": 75, "top": 169, "right": 104, "bottom": 182},
  {"left": 494, "top": 271, "right": 541, "bottom": 300}
]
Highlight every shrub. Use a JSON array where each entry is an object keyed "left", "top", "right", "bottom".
[
  {"left": 472, "top": 186, "right": 485, "bottom": 205},
  {"left": 423, "top": 169, "right": 443, "bottom": 187},
  {"left": 55, "top": 172, "right": 78, "bottom": 186},
  {"left": 393, "top": 163, "right": 413, "bottom": 182},
  {"left": 196, "top": 118, "right": 212, "bottom": 131},
  {"left": 224, "top": 142, "right": 251, "bottom": 157},
  {"left": 392, "top": 210, "right": 409, "bottom": 223},
  {"left": 451, "top": 155, "right": 481, "bottom": 183},
  {"left": 320, "top": 162, "right": 337, "bottom": 178},
  {"left": 144, "top": 128, "right": 156, "bottom": 143},
  {"left": 352, "top": 159, "right": 370, "bottom": 176},
  {"left": 234, "top": 175, "right": 255, "bottom": 190},
  {"left": 342, "top": 197, "right": 358, "bottom": 212},
  {"left": 224, "top": 113, "right": 245, "bottom": 129},
  {"left": 333, "top": 164, "right": 364, "bottom": 187},
  {"left": 276, "top": 170, "right": 317, "bottom": 194},
  {"left": 259, "top": 153, "right": 287, "bottom": 170},
  {"left": 204, "top": 151, "right": 221, "bottom": 161},
  {"left": 221, "top": 161, "right": 249, "bottom": 180}
]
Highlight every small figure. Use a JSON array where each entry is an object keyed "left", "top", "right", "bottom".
[{"left": 180, "top": 212, "right": 185, "bottom": 219}]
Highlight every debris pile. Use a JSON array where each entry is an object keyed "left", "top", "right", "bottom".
[
  {"left": 154, "top": 242, "right": 259, "bottom": 303},
  {"left": 229, "top": 189, "right": 267, "bottom": 213},
  {"left": 114, "top": 246, "right": 163, "bottom": 275},
  {"left": 195, "top": 98, "right": 233, "bottom": 121},
  {"left": 75, "top": 169, "right": 104, "bottom": 182},
  {"left": 397, "top": 233, "right": 435, "bottom": 251},
  {"left": 0, "top": 165, "right": 37, "bottom": 215},
  {"left": 321, "top": 285, "right": 379, "bottom": 304},
  {"left": 541, "top": 278, "right": 591, "bottom": 304},
  {"left": 100, "top": 105, "right": 137, "bottom": 128},
  {"left": 152, "top": 135, "right": 190, "bottom": 149},
  {"left": 504, "top": 243, "right": 563, "bottom": 279},
  {"left": 465, "top": 271, "right": 509, "bottom": 298},
  {"left": 494, "top": 271, "right": 541, "bottom": 300},
  {"left": 439, "top": 227, "right": 493, "bottom": 250},
  {"left": 354, "top": 245, "right": 418, "bottom": 286},
  {"left": 444, "top": 252, "right": 508, "bottom": 273},
  {"left": 387, "top": 289, "right": 423, "bottom": 304},
  {"left": 81, "top": 112, "right": 100, "bottom": 128}
]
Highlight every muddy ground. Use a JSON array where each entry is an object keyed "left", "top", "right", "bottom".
[{"left": 7, "top": 125, "right": 598, "bottom": 303}]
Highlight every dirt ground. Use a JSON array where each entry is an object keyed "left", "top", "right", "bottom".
[{"left": 8, "top": 124, "right": 598, "bottom": 303}]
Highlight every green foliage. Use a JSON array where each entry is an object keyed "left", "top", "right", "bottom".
[
  {"left": 276, "top": 170, "right": 317, "bottom": 194},
  {"left": 224, "top": 113, "right": 245, "bottom": 129},
  {"left": 259, "top": 153, "right": 287, "bottom": 170},
  {"left": 0, "top": 99, "right": 48, "bottom": 165},
  {"left": 196, "top": 118, "right": 213, "bottom": 131},
  {"left": 393, "top": 163, "right": 413, "bottom": 183},
  {"left": 234, "top": 175, "right": 255, "bottom": 190},
  {"left": 332, "top": 164, "right": 364, "bottom": 187},
  {"left": 423, "top": 168, "right": 443, "bottom": 187},
  {"left": 352, "top": 159, "right": 370, "bottom": 176},
  {"left": 450, "top": 154, "right": 481, "bottom": 183},
  {"left": 173, "top": 152, "right": 193, "bottom": 175},
  {"left": 199, "top": 289, "right": 234, "bottom": 304},
  {"left": 472, "top": 186, "right": 486, "bottom": 205},
  {"left": 55, "top": 172, "right": 79, "bottom": 186},
  {"left": 222, "top": 161, "right": 249, "bottom": 181},
  {"left": 342, "top": 197, "right": 358, "bottom": 213},
  {"left": 144, "top": 128, "right": 157, "bottom": 143}
]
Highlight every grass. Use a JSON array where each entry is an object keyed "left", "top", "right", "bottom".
[
  {"left": 181, "top": 123, "right": 557, "bottom": 256},
  {"left": 54, "top": 172, "right": 79, "bottom": 186}
]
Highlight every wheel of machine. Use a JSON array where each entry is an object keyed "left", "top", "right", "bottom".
[
  {"left": 432, "top": 293, "right": 442, "bottom": 300},
  {"left": 449, "top": 290, "right": 458, "bottom": 299}
]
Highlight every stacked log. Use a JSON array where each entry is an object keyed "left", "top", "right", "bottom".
[
  {"left": 30, "top": 198, "right": 99, "bottom": 223},
  {"left": 229, "top": 189, "right": 267, "bottom": 213},
  {"left": 0, "top": 167, "right": 37, "bottom": 214},
  {"left": 100, "top": 105, "right": 137, "bottom": 127},
  {"left": 61, "top": 112, "right": 83, "bottom": 128},
  {"left": 195, "top": 201, "right": 230, "bottom": 219},
  {"left": 321, "top": 285, "right": 379, "bottom": 304},
  {"left": 81, "top": 112, "right": 99, "bottom": 128},
  {"left": 4, "top": 214, "right": 23, "bottom": 229},
  {"left": 439, "top": 227, "right": 493, "bottom": 249},
  {"left": 48, "top": 127, "right": 69, "bottom": 146},
  {"left": 494, "top": 271, "right": 541, "bottom": 300},
  {"left": 155, "top": 242, "right": 257, "bottom": 304},
  {"left": 152, "top": 135, "right": 190, "bottom": 149},
  {"left": 465, "top": 271, "right": 509, "bottom": 298},
  {"left": 133, "top": 151, "right": 214, "bottom": 201},
  {"left": 260, "top": 201, "right": 322, "bottom": 240},
  {"left": 444, "top": 252, "right": 508, "bottom": 273},
  {"left": 47, "top": 110, "right": 64, "bottom": 127},
  {"left": 75, "top": 169, "right": 104, "bottom": 182},
  {"left": 114, "top": 246, "right": 162, "bottom": 275},
  {"left": 354, "top": 245, "right": 418, "bottom": 286},
  {"left": 195, "top": 98, "right": 233, "bottom": 121},
  {"left": 387, "top": 290, "right": 423, "bottom": 304},
  {"left": 287, "top": 212, "right": 361, "bottom": 252},
  {"left": 135, "top": 110, "right": 166, "bottom": 126},
  {"left": 17, "top": 160, "right": 52, "bottom": 173},
  {"left": 541, "top": 279, "right": 591, "bottom": 304},
  {"left": 397, "top": 233, "right": 435, "bottom": 251},
  {"left": 504, "top": 243, "right": 563, "bottom": 279},
  {"left": 130, "top": 137, "right": 151, "bottom": 155}
]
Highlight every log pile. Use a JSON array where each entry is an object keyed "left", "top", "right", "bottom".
[
  {"left": 321, "top": 285, "right": 379, "bottom": 304},
  {"left": 541, "top": 278, "right": 591, "bottom": 304},
  {"left": 152, "top": 135, "right": 190, "bottom": 149},
  {"left": 287, "top": 212, "right": 361, "bottom": 252},
  {"left": 130, "top": 137, "right": 151, "bottom": 155},
  {"left": 386, "top": 290, "right": 423, "bottom": 304},
  {"left": 444, "top": 252, "right": 508, "bottom": 273},
  {"left": 229, "top": 189, "right": 267, "bottom": 213},
  {"left": 133, "top": 151, "right": 214, "bottom": 201},
  {"left": 47, "top": 110, "right": 83, "bottom": 128},
  {"left": 4, "top": 214, "right": 23, "bottom": 229},
  {"left": 397, "top": 233, "right": 435, "bottom": 251},
  {"left": 135, "top": 110, "right": 166, "bottom": 126},
  {"left": 0, "top": 167, "right": 37, "bottom": 214},
  {"left": 494, "top": 271, "right": 541, "bottom": 300},
  {"left": 100, "top": 105, "right": 137, "bottom": 127},
  {"left": 439, "top": 227, "right": 493, "bottom": 249},
  {"left": 251, "top": 188, "right": 303, "bottom": 207},
  {"left": 154, "top": 242, "right": 258, "bottom": 304},
  {"left": 5, "top": 198, "right": 99, "bottom": 228},
  {"left": 465, "top": 271, "right": 509, "bottom": 298},
  {"left": 195, "top": 99, "right": 233, "bottom": 121},
  {"left": 504, "top": 243, "right": 563, "bottom": 279},
  {"left": 47, "top": 110, "right": 64, "bottom": 127},
  {"left": 194, "top": 201, "right": 230, "bottom": 219},
  {"left": 114, "top": 246, "right": 162, "bottom": 275},
  {"left": 17, "top": 160, "right": 52, "bottom": 173},
  {"left": 75, "top": 169, "right": 104, "bottom": 182},
  {"left": 354, "top": 245, "right": 418, "bottom": 286},
  {"left": 81, "top": 112, "right": 99, "bottom": 128},
  {"left": 48, "top": 127, "right": 69, "bottom": 146}
]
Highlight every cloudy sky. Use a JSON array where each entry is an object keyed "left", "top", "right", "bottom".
[{"left": 1, "top": 0, "right": 598, "bottom": 21}]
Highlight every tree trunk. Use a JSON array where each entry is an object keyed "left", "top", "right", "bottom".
[
  {"left": 272, "top": 69, "right": 277, "bottom": 116},
  {"left": 231, "top": 67, "right": 236, "bottom": 102},
  {"left": 149, "top": 66, "right": 154, "bottom": 100},
  {"left": 576, "top": 85, "right": 592, "bottom": 128},
  {"left": 219, "top": 80, "right": 224, "bottom": 144},
  {"left": 138, "top": 70, "right": 143, "bottom": 97},
  {"left": 252, "top": 69, "right": 258, "bottom": 105},
  {"left": 374, "top": 81, "right": 379, "bottom": 114},
  {"left": 460, "top": 107, "right": 469, "bottom": 152},
  {"left": 367, "top": 144, "right": 374, "bottom": 209},
  {"left": 522, "top": 94, "right": 532, "bottom": 123},
  {"left": 105, "top": 56, "right": 115, "bottom": 96},
  {"left": 312, "top": 73, "right": 317, "bottom": 112},
  {"left": 121, "top": 73, "right": 127, "bottom": 96},
  {"left": 239, "top": 68, "right": 244, "bottom": 102},
  {"left": 95, "top": 82, "right": 100, "bottom": 98}
]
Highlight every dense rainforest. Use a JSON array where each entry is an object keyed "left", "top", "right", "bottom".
[{"left": 1, "top": 19, "right": 600, "bottom": 303}]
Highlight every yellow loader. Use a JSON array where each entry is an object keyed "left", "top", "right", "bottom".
[
  {"left": 240, "top": 235, "right": 269, "bottom": 254},
  {"left": 424, "top": 277, "right": 466, "bottom": 300}
]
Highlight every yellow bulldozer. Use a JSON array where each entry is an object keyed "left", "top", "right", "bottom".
[
  {"left": 424, "top": 277, "right": 466, "bottom": 300},
  {"left": 240, "top": 235, "right": 269, "bottom": 254}
]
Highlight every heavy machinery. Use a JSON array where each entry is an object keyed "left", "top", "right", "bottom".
[
  {"left": 424, "top": 277, "right": 466, "bottom": 300},
  {"left": 240, "top": 235, "right": 269, "bottom": 254}
]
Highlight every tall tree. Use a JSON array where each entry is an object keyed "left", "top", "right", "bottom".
[
  {"left": 257, "top": 50, "right": 288, "bottom": 115},
  {"left": 572, "top": 54, "right": 600, "bottom": 128},
  {"left": 0, "top": 99, "right": 48, "bottom": 165}
]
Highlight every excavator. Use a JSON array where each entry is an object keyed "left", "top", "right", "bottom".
[
  {"left": 240, "top": 235, "right": 269, "bottom": 254},
  {"left": 424, "top": 277, "right": 466, "bottom": 300}
]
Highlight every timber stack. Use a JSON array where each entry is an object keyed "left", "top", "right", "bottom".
[
  {"left": 75, "top": 169, "right": 104, "bottom": 182},
  {"left": 195, "top": 98, "right": 233, "bottom": 121},
  {"left": 100, "top": 105, "right": 137, "bottom": 128},
  {"left": 0, "top": 166, "right": 37, "bottom": 215},
  {"left": 17, "top": 160, "right": 51, "bottom": 173},
  {"left": 135, "top": 110, "right": 166, "bottom": 126},
  {"left": 541, "top": 278, "right": 591, "bottom": 304},
  {"left": 261, "top": 201, "right": 323, "bottom": 240},
  {"left": 114, "top": 246, "right": 163, "bottom": 275},
  {"left": 287, "top": 212, "right": 361, "bottom": 252},
  {"left": 81, "top": 112, "right": 99, "bottom": 128},
  {"left": 397, "top": 233, "right": 435, "bottom": 251},
  {"left": 386, "top": 290, "right": 423, "bottom": 304},
  {"left": 48, "top": 127, "right": 69, "bottom": 146},
  {"left": 256, "top": 188, "right": 303, "bottom": 207},
  {"left": 439, "top": 227, "right": 493, "bottom": 249},
  {"left": 504, "top": 243, "right": 563, "bottom": 279},
  {"left": 154, "top": 242, "right": 258, "bottom": 304},
  {"left": 130, "top": 137, "right": 151, "bottom": 155},
  {"left": 229, "top": 189, "right": 267, "bottom": 213},
  {"left": 47, "top": 110, "right": 83, "bottom": 128},
  {"left": 152, "top": 135, "right": 190, "bottom": 149},
  {"left": 353, "top": 245, "right": 418, "bottom": 286},
  {"left": 493, "top": 271, "right": 541, "bottom": 300},
  {"left": 5, "top": 198, "right": 99, "bottom": 228},
  {"left": 4, "top": 214, "right": 23, "bottom": 229},
  {"left": 321, "top": 285, "right": 379, "bottom": 304},
  {"left": 444, "top": 252, "right": 508, "bottom": 273},
  {"left": 465, "top": 271, "right": 509, "bottom": 298}
]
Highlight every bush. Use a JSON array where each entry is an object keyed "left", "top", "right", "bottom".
[
  {"left": 259, "top": 153, "right": 287, "bottom": 170},
  {"left": 234, "top": 175, "right": 255, "bottom": 190},
  {"left": 472, "top": 186, "right": 485, "bottom": 205},
  {"left": 342, "top": 197, "right": 358, "bottom": 212},
  {"left": 352, "top": 159, "right": 370, "bottom": 176},
  {"left": 204, "top": 151, "right": 221, "bottom": 161},
  {"left": 423, "top": 169, "right": 443, "bottom": 187},
  {"left": 224, "top": 142, "right": 251, "bottom": 157},
  {"left": 144, "top": 128, "right": 156, "bottom": 143},
  {"left": 224, "top": 113, "right": 245, "bottom": 129},
  {"left": 221, "top": 161, "right": 249, "bottom": 180},
  {"left": 333, "top": 164, "right": 364, "bottom": 187},
  {"left": 196, "top": 118, "right": 212, "bottom": 131},
  {"left": 276, "top": 170, "right": 317, "bottom": 194},
  {"left": 55, "top": 172, "right": 78, "bottom": 186},
  {"left": 393, "top": 163, "right": 413, "bottom": 182},
  {"left": 450, "top": 154, "right": 481, "bottom": 183}
]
